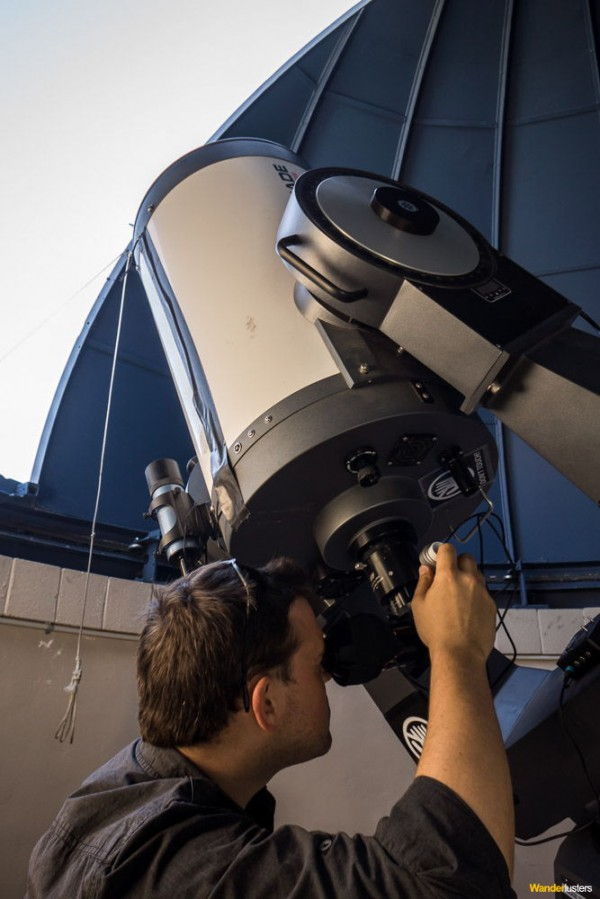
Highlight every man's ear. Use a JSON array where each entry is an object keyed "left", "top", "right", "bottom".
[{"left": 251, "top": 675, "right": 278, "bottom": 733}]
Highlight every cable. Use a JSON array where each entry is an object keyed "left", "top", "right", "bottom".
[
  {"left": 578, "top": 309, "right": 600, "bottom": 332},
  {"left": 490, "top": 581, "right": 518, "bottom": 689},
  {"left": 559, "top": 680, "right": 600, "bottom": 813},
  {"left": 476, "top": 512, "right": 484, "bottom": 569},
  {"left": 473, "top": 513, "right": 519, "bottom": 687},
  {"left": 443, "top": 508, "right": 519, "bottom": 663},
  {"left": 515, "top": 818, "right": 596, "bottom": 846},
  {"left": 444, "top": 508, "right": 519, "bottom": 687},
  {"left": 515, "top": 679, "right": 600, "bottom": 846},
  {"left": 486, "top": 514, "right": 516, "bottom": 574},
  {"left": 0, "top": 251, "right": 124, "bottom": 365}
]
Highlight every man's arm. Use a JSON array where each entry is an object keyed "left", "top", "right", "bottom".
[{"left": 410, "top": 544, "right": 515, "bottom": 876}]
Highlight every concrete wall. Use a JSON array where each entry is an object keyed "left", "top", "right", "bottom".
[
  {"left": 0, "top": 623, "right": 140, "bottom": 898},
  {"left": 0, "top": 554, "right": 593, "bottom": 897}
]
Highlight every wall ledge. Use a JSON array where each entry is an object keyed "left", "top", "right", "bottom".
[
  {"left": 0, "top": 555, "right": 153, "bottom": 636},
  {"left": 0, "top": 553, "right": 598, "bottom": 654}
]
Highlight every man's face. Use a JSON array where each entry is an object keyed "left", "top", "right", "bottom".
[{"left": 276, "top": 597, "right": 332, "bottom": 766}]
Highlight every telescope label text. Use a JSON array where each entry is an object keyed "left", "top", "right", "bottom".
[{"left": 419, "top": 445, "right": 491, "bottom": 506}]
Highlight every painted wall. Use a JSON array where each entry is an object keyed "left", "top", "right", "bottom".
[
  {"left": 0, "top": 625, "right": 140, "bottom": 898},
  {"left": 1, "top": 617, "right": 566, "bottom": 899}
]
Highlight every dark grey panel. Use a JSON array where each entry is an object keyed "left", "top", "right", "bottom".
[
  {"left": 219, "top": 38, "right": 334, "bottom": 147},
  {"left": 507, "top": 0, "right": 599, "bottom": 122},
  {"left": 299, "top": 92, "right": 404, "bottom": 170},
  {"left": 502, "top": 111, "right": 600, "bottom": 271},
  {"left": 299, "top": 0, "right": 436, "bottom": 170},
  {"left": 401, "top": 124, "right": 496, "bottom": 238},
  {"left": 504, "top": 430, "right": 600, "bottom": 563},
  {"left": 411, "top": 0, "right": 505, "bottom": 124},
  {"left": 323, "top": 0, "right": 435, "bottom": 115}
]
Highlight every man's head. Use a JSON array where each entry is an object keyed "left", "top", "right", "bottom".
[{"left": 137, "top": 557, "right": 331, "bottom": 768}]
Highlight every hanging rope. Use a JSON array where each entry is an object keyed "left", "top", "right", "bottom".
[{"left": 55, "top": 249, "right": 135, "bottom": 744}]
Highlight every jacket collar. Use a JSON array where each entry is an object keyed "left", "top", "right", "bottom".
[{"left": 134, "top": 739, "right": 276, "bottom": 831}]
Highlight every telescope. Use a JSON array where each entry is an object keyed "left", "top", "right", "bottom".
[{"left": 135, "top": 137, "right": 600, "bottom": 889}]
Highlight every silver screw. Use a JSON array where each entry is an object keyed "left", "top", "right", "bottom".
[
  {"left": 247, "top": 429, "right": 255, "bottom": 438},
  {"left": 264, "top": 414, "right": 273, "bottom": 423},
  {"left": 359, "top": 363, "right": 370, "bottom": 375},
  {"left": 234, "top": 442, "right": 242, "bottom": 453},
  {"left": 396, "top": 346, "right": 405, "bottom": 354},
  {"left": 487, "top": 381, "right": 502, "bottom": 396}
]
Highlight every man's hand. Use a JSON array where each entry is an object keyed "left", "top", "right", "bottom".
[
  {"left": 411, "top": 542, "right": 515, "bottom": 878},
  {"left": 411, "top": 543, "right": 496, "bottom": 664}
]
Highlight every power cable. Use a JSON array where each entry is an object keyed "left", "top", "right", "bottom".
[
  {"left": 515, "top": 818, "right": 595, "bottom": 847},
  {"left": 516, "top": 681, "right": 600, "bottom": 846},
  {"left": 445, "top": 508, "right": 519, "bottom": 684},
  {"left": 479, "top": 518, "right": 600, "bottom": 847},
  {"left": 578, "top": 309, "right": 600, "bottom": 332}
]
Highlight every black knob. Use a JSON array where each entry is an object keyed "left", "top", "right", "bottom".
[
  {"left": 346, "top": 447, "right": 380, "bottom": 488},
  {"left": 371, "top": 185, "right": 439, "bottom": 236},
  {"left": 356, "top": 465, "right": 380, "bottom": 488}
]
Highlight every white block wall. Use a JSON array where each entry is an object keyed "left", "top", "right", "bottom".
[{"left": 1, "top": 553, "right": 597, "bottom": 899}]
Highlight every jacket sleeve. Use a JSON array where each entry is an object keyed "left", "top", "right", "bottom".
[
  {"left": 101, "top": 775, "right": 516, "bottom": 898},
  {"left": 202, "top": 776, "right": 515, "bottom": 898}
]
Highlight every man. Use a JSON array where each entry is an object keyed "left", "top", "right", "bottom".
[{"left": 27, "top": 545, "right": 516, "bottom": 897}]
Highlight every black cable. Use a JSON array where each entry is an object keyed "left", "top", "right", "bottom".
[
  {"left": 516, "top": 679, "right": 600, "bottom": 846},
  {"left": 473, "top": 514, "right": 519, "bottom": 687},
  {"left": 495, "top": 580, "right": 519, "bottom": 631},
  {"left": 476, "top": 512, "right": 484, "bottom": 569},
  {"left": 443, "top": 512, "right": 481, "bottom": 544},
  {"left": 486, "top": 514, "right": 516, "bottom": 573},
  {"left": 446, "top": 508, "right": 519, "bottom": 686},
  {"left": 559, "top": 680, "right": 600, "bottom": 813},
  {"left": 515, "top": 818, "right": 596, "bottom": 846},
  {"left": 440, "top": 487, "right": 599, "bottom": 847},
  {"left": 490, "top": 581, "right": 518, "bottom": 689},
  {"left": 490, "top": 512, "right": 509, "bottom": 555},
  {"left": 579, "top": 309, "right": 600, "bottom": 332},
  {"left": 483, "top": 515, "right": 520, "bottom": 634}
]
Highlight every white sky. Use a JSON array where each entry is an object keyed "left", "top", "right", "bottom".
[{"left": 0, "top": 0, "right": 355, "bottom": 483}]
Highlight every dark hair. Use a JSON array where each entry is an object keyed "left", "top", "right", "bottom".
[{"left": 137, "top": 557, "right": 313, "bottom": 746}]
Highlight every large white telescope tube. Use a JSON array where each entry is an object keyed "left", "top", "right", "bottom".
[{"left": 134, "top": 139, "right": 497, "bottom": 569}]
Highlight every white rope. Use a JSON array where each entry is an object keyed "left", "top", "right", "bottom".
[{"left": 55, "top": 249, "right": 134, "bottom": 744}]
